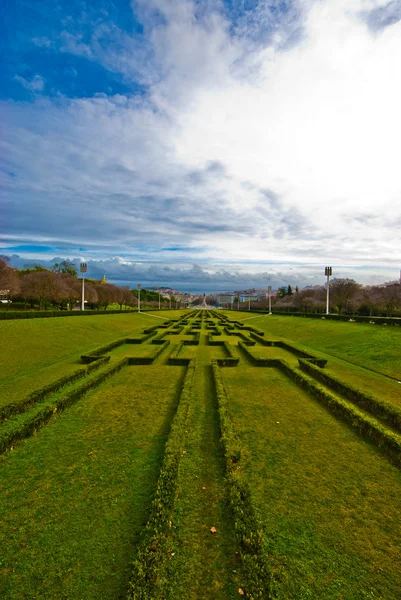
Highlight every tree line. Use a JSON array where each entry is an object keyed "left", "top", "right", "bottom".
[
  {"left": 0, "top": 259, "right": 170, "bottom": 311},
  {"left": 262, "top": 279, "right": 401, "bottom": 316}
]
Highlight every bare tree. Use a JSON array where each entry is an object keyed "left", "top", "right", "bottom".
[
  {"left": 380, "top": 282, "right": 401, "bottom": 316},
  {"left": 20, "top": 271, "right": 59, "bottom": 310},
  {"left": 330, "top": 279, "right": 361, "bottom": 314},
  {"left": 0, "top": 258, "right": 20, "bottom": 299}
]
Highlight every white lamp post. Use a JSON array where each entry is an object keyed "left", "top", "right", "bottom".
[
  {"left": 325, "top": 267, "right": 332, "bottom": 315},
  {"left": 268, "top": 285, "right": 272, "bottom": 314},
  {"left": 137, "top": 283, "right": 141, "bottom": 312},
  {"left": 80, "top": 263, "right": 87, "bottom": 311}
]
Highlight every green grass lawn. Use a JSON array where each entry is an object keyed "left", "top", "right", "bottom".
[
  {"left": 222, "top": 365, "right": 401, "bottom": 600},
  {"left": 0, "top": 311, "right": 189, "bottom": 405},
  {"left": 225, "top": 312, "right": 401, "bottom": 379},
  {"left": 1, "top": 310, "right": 400, "bottom": 599},
  {"left": 0, "top": 364, "right": 185, "bottom": 600},
  {"left": 165, "top": 340, "right": 240, "bottom": 599}
]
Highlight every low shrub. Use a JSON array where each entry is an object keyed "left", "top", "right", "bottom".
[
  {"left": 277, "top": 361, "right": 401, "bottom": 466},
  {"left": 0, "top": 356, "right": 110, "bottom": 420},
  {"left": 212, "top": 361, "right": 273, "bottom": 599},
  {"left": 298, "top": 359, "right": 401, "bottom": 432},
  {"left": 0, "top": 359, "right": 127, "bottom": 455},
  {"left": 0, "top": 309, "right": 136, "bottom": 320},
  {"left": 127, "top": 360, "right": 196, "bottom": 599}
]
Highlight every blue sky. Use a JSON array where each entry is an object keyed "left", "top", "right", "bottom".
[{"left": 1, "top": 0, "right": 400, "bottom": 291}]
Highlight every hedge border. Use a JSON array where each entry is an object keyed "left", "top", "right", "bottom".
[
  {"left": 212, "top": 361, "right": 273, "bottom": 599},
  {"left": 0, "top": 358, "right": 128, "bottom": 455},
  {"left": 277, "top": 360, "right": 401, "bottom": 466},
  {"left": 0, "top": 309, "right": 137, "bottom": 320},
  {"left": 127, "top": 359, "right": 197, "bottom": 599},
  {"left": 298, "top": 358, "right": 401, "bottom": 433},
  {"left": 0, "top": 356, "right": 110, "bottom": 421}
]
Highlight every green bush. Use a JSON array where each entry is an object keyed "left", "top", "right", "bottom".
[
  {"left": 127, "top": 360, "right": 196, "bottom": 599},
  {"left": 212, "top": 361, "right": 273, "bottom": 599},
  {"left": 0, "top": 309, "right": 136, "bottom": 320},
  {"left": 0, "top": 359, "right": 127, "bottom": 455},
  {"left": 298, "top": 359, "right": 401, "bottom": 432},
  {"left": 277, "top": 361, "right": 401, "bottom": 466},
  {"left": 0, "top": 356, "right": 110, "bottom": 420}
]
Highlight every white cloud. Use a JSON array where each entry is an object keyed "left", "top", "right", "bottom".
[
  {"left": 2, "top": 0, "right": 401, "bottom": 285},
  {"left": 14, "top": 74, "right": 45, "bottom": 92}
]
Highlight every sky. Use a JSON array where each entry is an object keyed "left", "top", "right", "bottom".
[{"left": 1, "top": 0, "right": 400, "bottom": 292}]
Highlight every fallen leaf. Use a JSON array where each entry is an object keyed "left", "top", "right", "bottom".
[
  {"left": 238, "top": 588, "right": 245, "bottom": 596},
  {"left": 210, "top": 526, "right": 217, "bottom": 534}
]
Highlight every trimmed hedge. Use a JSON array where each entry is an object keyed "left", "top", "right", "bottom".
[
  {"left": 127, "top": 340, "right": 170, "bottom": 365},
  {"left": 0, "top": 309, "right": 136, "bottom": 320},
  {"left": 260, "top": 311, "right": 401, "bottom": 326},
  {"left": 298, "top": 359, "right": 401, "bottom": 433},
  {"left": 0, "top": 358, "right": 128, "bottom": 455},
  {"left": 168, "top": 342, "right": 191, "bottom": 365},
  {"left": 277, "top": 360, "right": 401, "bottom": 466},
  {"left": 212, "top": 361, "right": 273, "bottom": 599},
  {"left": 238, "top": 342, "right": 279, "bottom": 367},
  {"left": 0, "top": 356, "right": 110, "bottom": 421},
  {"left": 216, "top": 341, "right": 239, "bottom": 366},
  {"left": 249, "top": 334, "right": 327, "bottom": 367},
  {"left": 127, "top": 360, "right": 197, "bottom": 599}
]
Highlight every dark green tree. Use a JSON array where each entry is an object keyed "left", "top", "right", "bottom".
[{"left": 51, "top": 260, "right": 78, "bottom": 278}]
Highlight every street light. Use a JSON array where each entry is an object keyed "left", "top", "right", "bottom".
[
  {"left": 325, "top": 267, "right": 332, "bottom": 315},
  {"left": 248, "top": 293, "right": 251, "bottom": 311},
  {"left": 268, "top": 285, "right": 272, "bottom": 314},
  {"left": 159, "top": 292, "right": 161, "bottom": 310},
  {"left": 137, "top": 283, "right": 141, "bottom": 313},
  {"left": 80, "top": 263, "right": 87, "bottom": 311}
]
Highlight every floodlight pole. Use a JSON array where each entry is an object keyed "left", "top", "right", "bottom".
[
  {"left": 237, "top": 295, "right": 240, "bottom": 311},
  {"left": 137, "top": 283, "right": 141, "bottom": 313},
  {"left": 169, "top": 296, "right": 171, "bottom": 310},
  {"left": 159, "top": 293, "right": 161, "bottom": 310},
  {"left": 325, "top": 267, "right": 332, "bottom": 315},
  {"left": 248, "top": 294, "right": 251, "bottom": 311},
  {"left": 268, "top": 285, "right": 272, "bottom": 314},
  {"left": 80, "top": 263, "right": 87, "bottom": 311}
]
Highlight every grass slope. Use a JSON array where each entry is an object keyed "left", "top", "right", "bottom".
[
  {"left": 226, "top": 312, "right": 401, "bottom": 379},
  {"left": 223, "top": 365, "right": 401, "bottom": 600},
  {"left": 0, "top": 365, "right": 185, "bottom": 600},
  {"left": 0, "top": 311, "right": 187, "bottom": 405}
]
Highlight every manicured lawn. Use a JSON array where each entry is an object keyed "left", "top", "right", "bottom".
[
  {"left": 0, "top": 311, "right": 187, "bottom": 405},
  {"left": 226, "top": 312, "right": 401, "bottom": 379},
  {"left": 223, "top": 365, "right": 401, "bottom": 599},
  {"left": 0, "top": 365, "right": 185, "bottom": 600},
  {"left": 1, "top": 309, "right": 400, "bottom": 599}
]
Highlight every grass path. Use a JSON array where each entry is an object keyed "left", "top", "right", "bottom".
[{"left": 165, "top": 329, "right": 240, "bottom": 599}]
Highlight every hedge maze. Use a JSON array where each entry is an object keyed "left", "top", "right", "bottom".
[{"left": 1, "top": 311, "right": 401, "bottom": 599}]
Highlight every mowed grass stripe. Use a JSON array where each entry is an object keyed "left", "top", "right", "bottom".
[
  {"left": 222, "top": 366, "right": 401, "bottom": 600},
  {"left": 165, "top": 341, "right": 239, "bottom": 598},
  {"left": 0, "top": 364, "right": 185, "bottom": 600}
]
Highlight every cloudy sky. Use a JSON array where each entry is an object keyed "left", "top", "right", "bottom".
[{"left": 1, "top": 0, "right": 400, "bottom": 291}]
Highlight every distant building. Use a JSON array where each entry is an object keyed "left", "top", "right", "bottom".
[{"left": 217, "top": 295, "right": 235, "bottom": 304}]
